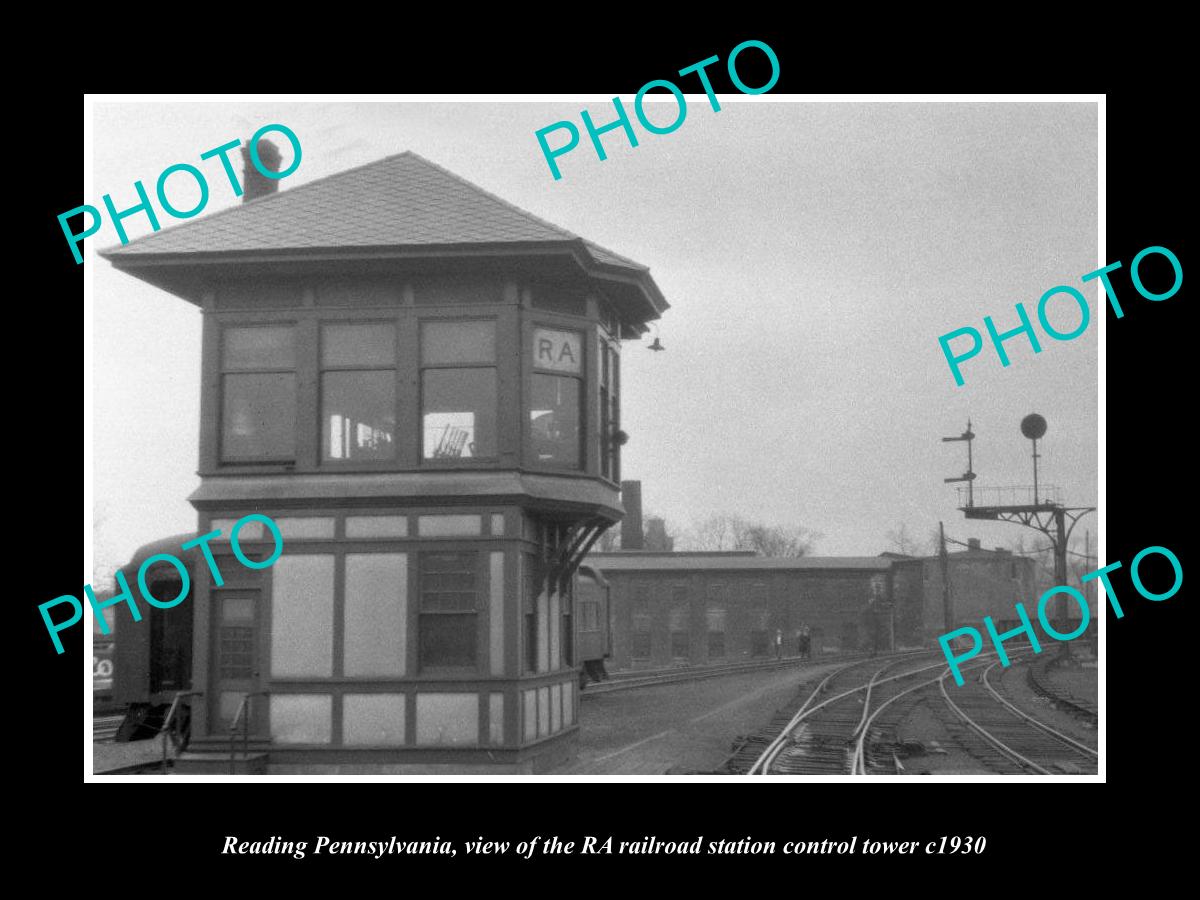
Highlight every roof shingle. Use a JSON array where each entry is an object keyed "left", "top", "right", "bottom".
[{"left": 100, "top": 151, "right": 644, "bottom": 273}]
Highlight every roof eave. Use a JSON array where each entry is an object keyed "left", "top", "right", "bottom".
[{"left": 105, "top": 240, "right": 670, "bottom": 324}]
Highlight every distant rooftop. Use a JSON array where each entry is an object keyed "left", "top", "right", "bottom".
[
  {"left": 590, "top": 551, "right": 758, "bottom": 558},
  {"left": 583, "top": 553, "right": 893, "bottom": 573}
]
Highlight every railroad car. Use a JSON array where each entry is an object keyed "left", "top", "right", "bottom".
[
  {"left": 108, "top": 535, "right": 613, "bottom": 741},
  {"left": 575, "top": 563, "right": 612, "bottom": 687}
]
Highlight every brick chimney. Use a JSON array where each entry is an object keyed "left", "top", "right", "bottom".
[
  {"left": 240, "top": 137, "right": 282, "bottom": 202},
  {"left": 621, "top": 480, "right": 644, "bottom": 550}
]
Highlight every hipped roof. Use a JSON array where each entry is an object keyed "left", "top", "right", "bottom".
[{"left": 101, "top": 151, "right": 668, "bottom": 324}]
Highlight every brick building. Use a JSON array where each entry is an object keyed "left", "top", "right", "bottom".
[
  {"left": 587, "top": 552, "right": 898, "bottom": 669},
  {"left": 890, "top": 539, "right": 1038, "bottom": 641}
]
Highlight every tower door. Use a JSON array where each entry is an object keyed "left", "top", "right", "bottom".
[{"left": 211, "top": 589, "right": 264, "bottom": 735}]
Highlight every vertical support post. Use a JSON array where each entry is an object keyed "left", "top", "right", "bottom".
[
  {"left": 1053, "top": 507, "right": 1071, "bottom": 660},
  {"left": 966, "top": 421, "right": 974, "bottom": 507},
  {"left": 1032, "top": 437, "right": 1040, "bottom": 505},
  {"left": 939, "top": 521, "right": 952, "bottom": 632}
]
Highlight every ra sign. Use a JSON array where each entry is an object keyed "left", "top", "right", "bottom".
[{"left": 533, "top": 328, "right": 582, "bottom": 374}]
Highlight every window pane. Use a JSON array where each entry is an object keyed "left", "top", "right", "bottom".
[
  {"left": 671, "top": 631, "right": 689, "bottom": 659},
  {"left": 322, "top": 322, "right": 395, "bottom": 367},
  {"left": 222, "top": 373, "right": 296, "bottom": 460},
  {"left": 344, "top": 694, "right": 406, "bottom": 746},
  {"left": 345, "top": 516, "right": 409, "bottom": 538},
  {"left": 417, "top": 515, "right": 481, "bottom": 537},
  {"left": 531, "top": 374, "right": 581, "bottom": 468},
  {"left": 415, "top": 693, "right": 478, "bottom": 746},
  {"left": 421, "top": 552, "right": 477, "bottom": 611},
  {"left": 422, "top": 369, "right": 496, "bottom": 458},
  {"left": 270, "top": 555, "right": 334, "bottom": 677},
  {"left": 422, "top": 320, "right": 495, "bottom": 364},
  {"left": 632, "top": 633, "right": 651, "bottom": 659},
  {"left": 270, "top": 694, "right": 331, "bottom": 744},
  {"left": 217, "top": 594, "right": 255, "bottom": 680},
  {"left": 274, "top": 517, "right": 336, "bottom": 539},
  {"left": 322, "top": 371, "right": 396, "bottom": 461},
  {"left": 344, "top": 554, "right": 407, "bottom": 677},
  {"left": 223, "top": 326, "right": 294, "bottom": 370},
  {"left": 708, "top": 632, "right": 725, "bottom": 658},
  {"left": 419, "top": 614, "right": 477, "bottom": 668}
]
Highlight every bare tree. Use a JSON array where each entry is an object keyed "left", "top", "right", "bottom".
[
  {"left": 885, "top": 523, "right": 924, "bottom": 557},
  {"left": 679, "top": 514, "right": 819, "bottom": 557},
  {"left": 685, "top": 512, "right": 739, "bottom": 552}
]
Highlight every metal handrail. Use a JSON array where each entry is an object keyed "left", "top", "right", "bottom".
[
  {"left": 229, "top": 691, "right": 270, "bottom": 774},
  {"left": 159, "top": 690, "right": 203, "bottom": 774}
]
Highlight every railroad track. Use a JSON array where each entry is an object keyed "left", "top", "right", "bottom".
[
  {"left": 724, "top": 648, "right": 1097, "bottom": 776},
  {"left": 1027, "top": 654, "right": 1099, "bottom": 725},
  {"left": 582, "top": 650, "right": 924, "bottom": 699},
  {"left": 715, "top": 653, "right": 941, "bottom": 774},
  {"left": 743, "top": 652, "right": 953, "bottom": 774},
  {"left": 934, "top": 658, "right": 1097, "bottom": 775}
]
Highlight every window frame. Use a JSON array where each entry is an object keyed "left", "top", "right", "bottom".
[
  {"left": 419, "top": 318, "right": 500, "bottom": 465},
  {"left": 630, "top": 583, "right": 652, "bottom": 661},
  {"left": 529, "top": 323, "right": 586, "bottom": 471},
  {"left": 417, "top": 548, "right": 484, "bottom": 674},
  {"left": 218, "top": 321, "right": 299, "bottom": 464},
  {"left": 668, "top": 589, "right": 689, "bottom": 661},
  {"left": 599, "top": 333, "right": 621, "bottom": 483},
  {"left": 318, "top": 319, "right": 399, "bottom": 466}
]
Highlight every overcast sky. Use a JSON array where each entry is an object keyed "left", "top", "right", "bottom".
[{"left": 89, "top": 99, "right": 1097, "bottom": 572}]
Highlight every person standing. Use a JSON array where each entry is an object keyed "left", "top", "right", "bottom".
[{"left": 775, "top": 629, "right": 783, "bottom": 660}]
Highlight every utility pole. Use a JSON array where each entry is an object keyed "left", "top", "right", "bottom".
[{"left": 939, "top": 521, "right": 952, "bottom": 632}]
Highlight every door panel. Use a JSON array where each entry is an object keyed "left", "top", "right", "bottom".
[{"left": 211, "top": 589, "right": 263, "bottom": 734}]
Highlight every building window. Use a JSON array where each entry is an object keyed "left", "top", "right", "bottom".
[
  {"left": 321, "top": 323, "right": 396, "bottom": 461},
  {"left": 579, "top": 597, "right": 601, "bottom": 631},
  {"left": 531, "top": 328, "right": 583, "bottom": 469},
  {"left": 216, "top": 594, "right": 255, "bottom": 679},
  {"left": 531, "top": 375, "right": 582, "bottom": 468},
  {"left": 562, "top": 584, "right": 573, "bottom": 668},
  {"left": 631, "top": 586, "right": 651, "bottom": 659},
  {"left": 220, "top": 325, "right": 296, "bottom": 461},
  {"left": 599, "top": 340, "right": 621, "bottom": 481},
  {"left": 524, "top": 552, "right": 543, "bottom": 674},
  {"left": 707, "top": 603, "right": 726, "bottom": 659},
  {"left": 611, "top": 347, "right": 621, "bottom": 482},
  {"left": 419, "top": 551, "right": 479, "bottom": 670},
  {"left": 421, "top": 321, "right": 497, "bottom": 459},
  {"left": 669, "top": 601, "right": 689, "bottom": 660},
  {"left": 750, "top": 587, "right": 770, "bottom": 657},
  {"left": 270, "top": 555, "right": 335, "bottom": 677},
  {"left": 344, "top": 553, "right": 407, "bottom": 677}
]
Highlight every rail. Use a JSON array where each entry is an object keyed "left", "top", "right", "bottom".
[
  {"left": 981, "top": 661, "right": 1097, "bottom": 758},
  {"left": 748, "top": 651, "right": 946, "bottom": 775},
  {"left": 159, "top": 690, "right": 203, "bottom": 774},
  {"left": 229, "top": 691, "right": 270, "bottom": 775},
  {"left": 587, "top": 649, "right": 926, "bottom": 699},
  {"left": 937, "top": 665, "right": 1053, "bottom": 774}
]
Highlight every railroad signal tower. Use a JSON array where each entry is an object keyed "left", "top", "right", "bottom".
[{"left": 942, "top": 415, "right": 1095, "bottom": 647}]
